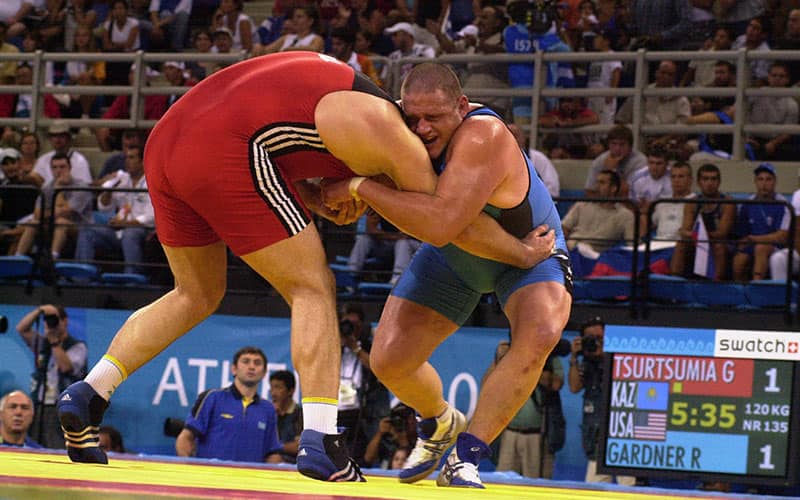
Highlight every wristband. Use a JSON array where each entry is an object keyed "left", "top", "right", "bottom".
[{"left": 348, "top": 177, "right": 367, "bottom": 201}]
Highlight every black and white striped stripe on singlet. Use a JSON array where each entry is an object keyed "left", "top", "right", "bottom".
[{"left": 248, "top": 122, "right": 326, "bottom": 235}]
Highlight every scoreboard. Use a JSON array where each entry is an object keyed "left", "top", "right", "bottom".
[{"left": 597, "top": 326, "right": 800, "bottom": 486}]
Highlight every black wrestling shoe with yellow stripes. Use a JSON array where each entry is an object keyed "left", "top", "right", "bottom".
[{"left": 57, "top": 381, "right": 109, "bottom": 464}]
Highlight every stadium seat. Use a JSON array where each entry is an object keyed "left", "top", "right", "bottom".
[
  {"left": 329, "top": 263, "right": 357, "bottom": 291},
  {"left": 356, "top": 282, "right": 393, "bottom": 298},
  {"left": 54, "top": 262, "right": 99, "bottom": 282},
  {"left": 0, "top": 255, "right": 34, "bottom": 279},
  {"left": 691, "top": 281, "right": 747, "bottom": 306},
  {"left": 645, "top": 274, "right": 694, "bottom": 304},
  {"left": 744, "top": 280, "right": 797, "bottom": 308},
  {"left": 100, "top": 272, "right": 149, "bottom": 285},
  {"left": 584, "top": 276, "right": 631, "bottom": 301}
]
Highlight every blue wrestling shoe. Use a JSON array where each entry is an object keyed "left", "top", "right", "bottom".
[
  {"left": 297, "top": 429, "right": 365, "bottom": 482},
  {"left": 398, "top": 405, "right": 467, "bottom": 483},
  {"left": 435, "top": 432, "right": 490, "bottom": 488},
  {"left": 57, "top": 381, "right": 109, "bottom": 464}
]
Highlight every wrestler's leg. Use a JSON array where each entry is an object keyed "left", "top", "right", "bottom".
[
  {"left": 468, "top": 281, "right": 570, "bottom": 443},
  {"left": 371, "top": 296, "right": 458, "bottom": 418}
]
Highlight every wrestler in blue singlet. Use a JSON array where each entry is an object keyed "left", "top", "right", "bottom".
[{"left": 392, "top": 107, "right": 573, "bottom": 325}]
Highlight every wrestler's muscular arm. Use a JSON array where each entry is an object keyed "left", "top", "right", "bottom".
[{"left": 316, "top": 91, "right": 546, "bottom": 268}]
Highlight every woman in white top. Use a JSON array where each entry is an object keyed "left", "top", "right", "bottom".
[
  {"left": 211, "top": 0, "right": 255, "bottom": 52},
  {"left": 257, "top": 5, "right": 324, "bottom": 55},
  {"left": 103, "top": 0, "right": 140, "bottom": 52}
]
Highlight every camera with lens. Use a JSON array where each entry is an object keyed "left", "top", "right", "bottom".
[
  {"left": 579, "top": 316, "right": 604, "bottom": 356},
  {"left": 389, "top": 403, "right": 413, "bottom": 432},
  {"left": 163, "top": 417, "right": 185, "bottom": 437},
  {"left": 0, "top": 315, "right": 7, "bottom": 334},
  {"left": 339, "top": 319, "right": 355, "bottom": 337},
  {"left": 43, "top": 314, "right": 60, "bottom": 328}
]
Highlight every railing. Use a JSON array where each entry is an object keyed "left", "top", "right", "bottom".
[{"left": 1, "top": 49, "right": 799, "bottom": 159}]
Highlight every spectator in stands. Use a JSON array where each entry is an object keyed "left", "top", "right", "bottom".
[
  {"left": 268, "top": 370, "right": 302, "bottom": 464},
  {"left": 0, "top": 21, "right": 20, "bottom": 84},
  {"left": 0, "top": 391, "right": 42, "bottom": 448},
  {"left": 616, "top": 60, "right": 691, "bottom": 151},
  {"left": 256, "top": 5, "right": 323, "bottom": 54},
  {"left": 15, "top": 304, "right": 88, "bottom": 449},
  {"left": 715, "top": 0, "right": 766, "bottom": 38},
  {"left": 34, "top": 121, "right": 92, "bottom": 186},
  {"left": 98, "top": 425, "right": 125, "bottom": 453},
  {"left": 95, "top": 129, "right": 143, "bottom": 182},
  {"left": 347, "top": 209, "right": 421, "bottom": 286},
  {"left": 684, "top": 0, "right": 716, "bottom": 51},
  {"left": 175, "top": 346, "right": 283, "bottom": 463},
  {"left": 0, "top": 148, "right": 40, "bottom": 254},
  {"left": 508, "top": 123, "right": 560, "bottom": 199},
  {"left": 642, "top": 161, "right": 694, "bottom": 244},
  {"left": 628, "top": 0, "right": 691, "bottom": 51},
  {"left": 732, "top": 163, "right": 790, "bottom": 282},
  {"left": 586, "top": 29, "right": 622, "bottom": 125},
  {"left": 746, "top": 61, "right": 798, "bottom": 162},
  {"left": 731, "top": 16, "right": 771, "bottom": 86},
  {"left": 629, "top": 147, "right": 672, "bottom": 216},
  {"left": 775, "top": 9, "right": 800, "bottom": 83},
  {"left": 538, "top": 97, "right": 599, "bottom": 159},
  {"left": 562, "top": 170, "right": 635, "bottom": 266},
  {"left": 15, "top": 152, "right": 94, "bottom": 260},
  {"left": 328, "top": 26, "right": 381, "bottom": 86},
  {"left": 360, "top": 5, "right": 394, "bottom": 56},
  {"left": 681, "top": 27, "right": 734, "bottom": 88},
  {"left": 769, "top": 175, "right": 800, "bottom": 282},
  {"left": 186, "top": 29, "right": 218, "bottom": 81},
  {"left": 337, "top": 302, "right": 390, "bottom": 465},
  {"left": 38, "top": 0, "right": 68, "bottom": 52},
  {"left": 390, "top": 446, "right": 411, "bottom": 470},
  {"left": 489, "top": 338, "right": 564, "bottom": 479},
  {"left": 505, "top": 0, "right": 574, "bottom": 124},
  {"left": 160, "top": 60, "right": 191, "bottom": 111},
  {"left": 59, "top": 25, "right": 106, "bottom": 121},
  {"left": 94, "top": 67, "right": 167, "bottom": 152},
  {"left": 17, "top": 132, "right": 41, "bottom": 187},
  {"left": 74, "top": 145, "right": 153, "bottom": 274},
  {"left": 102, "top": 0, "right": 141, "bottom": 86},
  {"left": 211, "top": 26, "right": 234, "bottom": 56},
  {"left": 381, "top": 21, "right": 435, "bottom": 93},
  {"left": 584, "top": 125, "right": 647, "bottom": 197},
  {"left": 148, "top": 0, "right": 192, "bottom": 51},
  {"left": 430, "top": 6, "right": 508, "bottom": 117},
  {"left": 1, "top": 0, "right": 36, "bottom": 39},
  {"left": 64, "top": 0, "right": 99, "bottom": 51},
  {"left": 0, "top": 63, "right": 62, "bottom": 122},
  {"left": 569, "top": 317, "right": 635, "bottom": 485},
  {"left": 211, "top": 0, "right": 255, "bottom": 52},
  {"left": 363, "top": 402, "right": 416, "bottom": 469},
  {"left": 671, "top": 163, "right": 735, "bottom": 280}
]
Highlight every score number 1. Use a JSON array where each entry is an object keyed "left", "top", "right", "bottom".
[{"left": 764, "top": 367, "right": 780, "bottom": 393}]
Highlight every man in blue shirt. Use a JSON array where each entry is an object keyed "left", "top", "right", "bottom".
[
  {"left": 0, "top": 391, "right": 42, "bottom": 449},
  {"left": 175, "top": 347, "right": 282, "bottom": 463}
]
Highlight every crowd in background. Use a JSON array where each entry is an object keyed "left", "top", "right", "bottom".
[{"left": 0, "top": 0, "right": 799, "bottom": 285}]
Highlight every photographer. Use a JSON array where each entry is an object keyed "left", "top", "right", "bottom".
[
  {"left": 568, "top": 317, "right": 634, "bottom": 485},
  {"left": 363, "top": 402, "right": 417, "bottom": 469},
  {"left": 337, "top": 303, "right": 390, "bottom": 465},
  {"left": 489, "top": 338, "right": 566, "bottom": 479},
  {"left": 16, "top": 304, "right": 87, "bottom": 449}
]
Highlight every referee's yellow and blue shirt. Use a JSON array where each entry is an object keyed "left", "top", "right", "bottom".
[{"left": 185, "top": 384, "right": 282, "bottom": 462}]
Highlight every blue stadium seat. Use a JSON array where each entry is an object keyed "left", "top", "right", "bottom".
[
  {"left": 100, "top": 272, "right": 149, "bottom": 285},
  {"left": 744, "top": 280, "right": 797, "bottom": 308},
  {"left": 691, "top": 281, "right": 747, "bottom": 306},
  {"left": 357, "top": 282, "right": 393, "bottom": 298},
  {"left": 329, "top": 263, "right": 357, "bottom": 290},
  {"left": 646, "top": 275, "right": 694, "bottom": 304},
  {"left": 584, "top": 276, "right": 631, "bottom": 301},
  {"left": 0, "top": 255, "right": 34, "bottom": 279},
  {"left": 54, "top": 262, "right": 99, "bottom": 282}
]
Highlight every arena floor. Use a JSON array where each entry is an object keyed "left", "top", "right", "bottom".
[{"left": 0, "top": 448, "right": 789, "bottom": 500}]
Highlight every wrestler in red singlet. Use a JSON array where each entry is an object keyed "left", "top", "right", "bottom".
[{"left": 145, "top": 52, "right": 392, "bottom": 255}]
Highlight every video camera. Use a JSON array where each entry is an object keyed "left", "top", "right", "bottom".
[
  {"left": 43, "top": 313, "right": 60, "bottom": 328},
  {"left": 506, "top": 0, "right": 561, "bottom": 36},
  {"left": 339, "top": 319, "right": 356, "bottom": 337}
]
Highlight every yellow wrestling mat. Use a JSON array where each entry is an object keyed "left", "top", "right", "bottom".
[{"left": 0, "top": 448, "right": 746, "bottom": 499}]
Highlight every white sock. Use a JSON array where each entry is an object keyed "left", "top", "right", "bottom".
[
  {"left": 301, "top": 399, "right": 338, "bottom": 434},
  {"left": 85, "top": 355, "right": 128, "bottom": 401}
]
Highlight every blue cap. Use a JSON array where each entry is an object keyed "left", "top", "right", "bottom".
[{"left": 754, "top": 163, "right": 776, "bottom": 177}]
